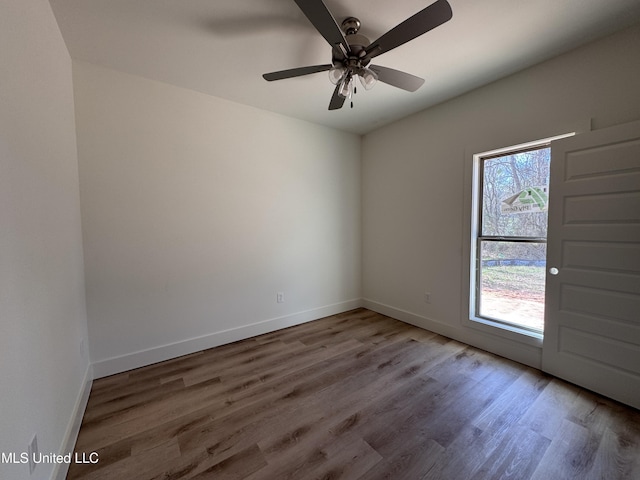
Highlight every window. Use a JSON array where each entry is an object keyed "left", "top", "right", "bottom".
[{"left": 469, "top": 134, "right": 572, "bottom": 336}]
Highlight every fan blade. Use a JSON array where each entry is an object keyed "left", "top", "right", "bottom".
[
  {"left": 369, "top": 65, "right": 425, "bottom": 92},
  {"left": 294, "top": 0, "right": 349, "bottom": 53},
  {"left": 364, "top": 0, "right": 452, "bottom": 60},
  {"left": 328, "top": 84, "right": 346, "bottom": 110},
  {"left": 263, "top": 64, "right": 332, "bottom": 81}
]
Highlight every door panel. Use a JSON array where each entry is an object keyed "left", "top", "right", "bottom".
[
  {"left": 543, "top": 120, "right": 640, "bottom": 409},
  {"left": 564, "top": 139, "right": 640, "bottom": 179}
]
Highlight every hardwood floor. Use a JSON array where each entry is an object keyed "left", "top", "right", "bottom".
[{"left": 68, "top": 309, "right": 640, "bottom": 479}]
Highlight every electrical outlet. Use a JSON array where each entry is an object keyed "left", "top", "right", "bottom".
[
  {"left": 424, "top": 292, "right": 431, "bottom": 304},
  {"left": 277, "top": 292, "right": 285, "bottom": 303},
  {"left": 28, "top": 434, "right": 38, "bottom": 474}
]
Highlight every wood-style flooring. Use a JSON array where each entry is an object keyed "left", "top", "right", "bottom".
[{"left": 68, "top": 309, "right": 640, "bottom": 479}]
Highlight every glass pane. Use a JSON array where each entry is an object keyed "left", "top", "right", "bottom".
[
  {"left": 478, "top": 241, "right": 546, "bottom": 332},
  {"left": 481, "top": 147, "right": 550, "bottom": 238}
]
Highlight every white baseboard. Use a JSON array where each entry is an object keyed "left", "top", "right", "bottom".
[
  {"left": 362, "top": 298, "right": 460, "bottom": 337},
  {"left": 52, "top": 362, "right": 93, "bottom": 480},
  {"left": 92, "top": 299, "right": 363, "bottom": 379},
  {"left": 362, "top": 298, "right": 542, "bottom": 369}
]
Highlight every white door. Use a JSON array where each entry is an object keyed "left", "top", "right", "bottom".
[{"left": 543, "top": 120, "right": 640, "bottom": 409}]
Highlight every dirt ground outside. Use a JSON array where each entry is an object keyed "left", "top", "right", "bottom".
[{"left": 479, "top": 265, "right": 545, "bottom": 332}]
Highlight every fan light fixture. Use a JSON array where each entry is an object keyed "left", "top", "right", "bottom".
[
  {"left": 338, "top": 73, "right": 354, "bottom": 99},
  {"left": 359, "top": 67, "right": 378, "bottom": 90},
  {"left": 329, "top": 65, "right": 377, "bottom": 98},
  {"left": 328, "top": 65, "right": 346, "bottom": 85},
  {"left": 329, "top": 65, "right": 378, "bottom": 93}
]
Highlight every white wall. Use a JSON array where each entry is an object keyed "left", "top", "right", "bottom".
[
  {"left": 0, "top": 1, "right": 90, "bottom": 479},
  {"left": 72, "top": 62, "right": 362, "bottom": 377},
  {"left": 362, "top": 24, "right": 640, "bottom": 367}
]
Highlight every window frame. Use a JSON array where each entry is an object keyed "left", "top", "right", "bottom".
[{"left": 469, "top": 133, "right": 574, "bottom": 339}]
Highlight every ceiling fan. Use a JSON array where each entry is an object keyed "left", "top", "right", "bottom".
[{"left": 262, "top": 0, "right": 453, "bottom": 110}]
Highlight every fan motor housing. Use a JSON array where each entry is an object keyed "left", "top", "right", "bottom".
[
  {"left": 346, "top": 33, "right": 370, "bottom": 51},
  {"left": 332, "top": 29, "right": 371, "bottom": 66},
  {"left": 333, "top": 33, "right": 371, "bottom": 66},
  {"left": 332, "top": 17, "right": 371, "bottom": 68}
]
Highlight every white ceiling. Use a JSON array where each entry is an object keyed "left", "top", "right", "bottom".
[{"left": 49, "top": 0, "right": 640, "bottom": 135}]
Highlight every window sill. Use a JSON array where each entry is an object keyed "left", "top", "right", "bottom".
[{"left": 465, "top": 315, "right": 543, "bottom": 347}]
